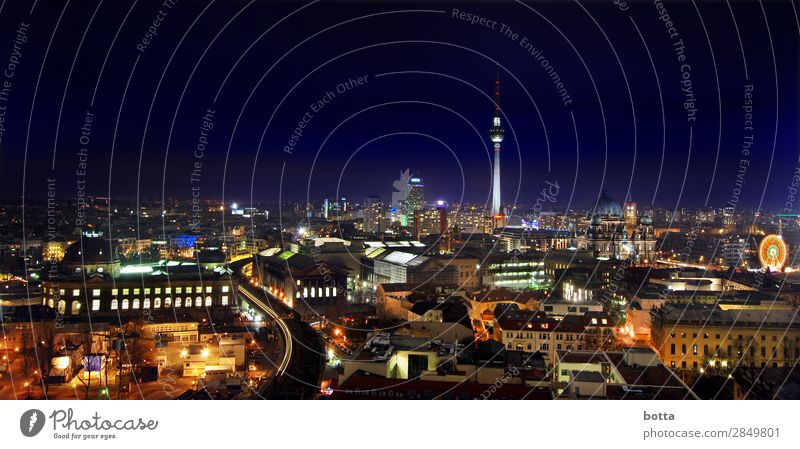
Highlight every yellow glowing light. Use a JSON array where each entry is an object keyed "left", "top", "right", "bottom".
[{"left": 759, "top": 234, "right": 787, "bottom": 271}]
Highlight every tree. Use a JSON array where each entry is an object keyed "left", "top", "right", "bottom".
[
  {"left": 32, "top": 321, "right": 58, "bottom": 398},
  {"left": 74, "top": 328, "right": 96, "bottom": 400},
  {"left": 120, "top": 319, "right": 154, "bottom": 380}
]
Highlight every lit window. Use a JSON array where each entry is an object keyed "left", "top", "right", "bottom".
[
  {"left": 165, "top": 287, "right": 172, "bottom": 294},
  {"left": 175, "top": 298, "right": 182, "bottom": 308},
  {"left": 205, "top": 296, "right": 212, "bottom": 307},
  {"left": 164, "top": 297, "right": 172, "bottom": 307},
  {"left": 123, "top": 289, "right": 130, "bottom": 295},
  {"left": 111, "top": 299, "right": 118, "bottom": 310},
  {"left": 176, "top": 287, "right": 182, "bottom": 294},
  {"left": 133, "top": 289, "right": 140, "bottom": 295},
  {"left": 92, "top": 289, "right": 101, "bottom": 297},
  {"left": 92, "top": 299, "right": 100, "bottom": 311},
  {"left": 205, "top": 286, "right": 212, "bottom": 293},
  {"left": 59, "top": 289, "right": 66, "bottom": 296},
  {"left": 222, "top": 285, "right": 229, "bottom": 293},
  {"left": 155, "top": 288, "right": 161, "bottom": 294},
  {"left": 72, "top": 289, "right": 80, "bottom": 297},
  {"left": 112, "top": 289, "right": 118, "bottom": 296},
  {"left": 333, "top": 287, "right": 337, "bottom": 296},
  {"left": 122, "top": 299, "right": 129, "bottom": 310},
  {"left": 71, "top": 301, "right": 81, "bottom": 315},
  {"left": 154, "top": 298, "right": 161, "bottom": 308},
  {"left": 132, "top": 299, "right": 140, "bottom": 309},
  {"left": 144, "top": 288, "right": 151, "bottom": 295},
  {"left": 221, "top": 296, "right": 229, "bottom": 306},
  {"left": 196, "top": 286, "right": 203, "bottom": 293},
  {"left": 143, "top": 298, "right": 150, "bottom": 309},
  {"left": 195, "top": 297, "right": 202, "bottom": 307}
]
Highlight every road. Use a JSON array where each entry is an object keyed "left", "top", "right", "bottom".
[{"left": 231, "top": 259, "right": 325, "bottom": 399}]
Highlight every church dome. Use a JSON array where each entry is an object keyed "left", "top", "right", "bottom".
[
  {"left": 63, "top": 235, "right": 118, "bottom": 264},
  {"left": 590, "top": 191, "right": 623, "bottom": 217},
  {"left": 61, "top": 232, "right": 121, "bottom": 276}
]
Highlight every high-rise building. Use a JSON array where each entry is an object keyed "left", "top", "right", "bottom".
[
  {"left": 448, "top": 206, "right": 493, "bottom": 234},
  {"left": 404, "top": 176, "right": 425, "bottom": 226},
  {"left": 489, "top": 67, "right": 504, "bottom": 221},
  {"left": 414, "top": 202, "right": 448, "bottom": 239},
  {"left": 364, "top": 195, "right": 384, "bottom": 234}
]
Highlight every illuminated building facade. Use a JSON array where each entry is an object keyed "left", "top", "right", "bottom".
[
  {"left": 624, "top": 201, "right": 637, "bottom": 230},
  {"left": 43, "top": 240, "right": 68, "bottom": 262},
  {"left": 364, "top": 195, "right": 384, "bottom": 234},
  {"left": 404, "top": 176, "right": 425, "bottom": 226},
  {"left": 481, "top": 255, "right": 550, "bottom": 291},
  {"left": 254, "top": 249, "right": 348, "bottom": 319},
  {"left": 42, "top": 263, "right": 235, "bottom": 318},
  {"left": 651, "top": 305, "right": 800, "bottom": 372},
  {"left": 495, "top": 313, "right": 615, "bottom": 367},
  {"left": 414, "top": 204, "right": 448, "bottom": 239},
  {"left": 448, "top": 206, "right": 493, "bottom": 234},
  {"left": 577, "top": 192, "right": 656, "bottom": 263}
]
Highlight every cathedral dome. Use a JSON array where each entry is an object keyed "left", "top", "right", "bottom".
[
  {"left": 63, "top": 235, "right": 118, "bottom": 264},
  {"left": 61, "top": 232, "right": 120, "bottom": 276},
  {"left": 590, "top": 191, "right": 623, "bottom": 217}
]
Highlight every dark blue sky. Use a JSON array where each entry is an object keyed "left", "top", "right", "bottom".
[{"left": 0, "top": 0, "right": 798, "bottom": 212}]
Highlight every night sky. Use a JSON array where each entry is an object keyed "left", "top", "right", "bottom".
[{"left": 0, "top": 0, "right": 798, "bottom": 212}]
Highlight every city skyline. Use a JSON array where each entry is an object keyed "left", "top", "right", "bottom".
[{"left": 3, "top": 0, "right": 800, "bottom": 414}]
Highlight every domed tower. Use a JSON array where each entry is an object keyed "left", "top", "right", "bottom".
[
  {"left": 634, "top": 214, "right": 656, "bottom": 264},
  {"left": 583, "top": 191, "right": 626, "bottom": 259},
  {"left": 61, "top": 232, "right": 121, "bottom": 276}
]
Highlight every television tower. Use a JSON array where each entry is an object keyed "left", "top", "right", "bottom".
[{"left": 489, "top": 66, "right": 504, "bottom": 218}]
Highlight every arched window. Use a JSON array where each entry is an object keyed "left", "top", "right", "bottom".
[
  {"left": 57, "top": 300, "right": 66, "bottom": 314},
  {"left": 164, "top": 297, "right": 172, "bottom": 307},
  {"left": 303, "top": 287, "right": 308, "bottom": 298},
  {"left": 175, "top": 297, "right": 182, "bottom": 308},
  {"left": 132, "top": 299, "right": 140, "bottom": 309},
  {"left": 325, "top": 287, "right": 330, "bottom": 297},
  {"left": 122, "top": 299, "right": 129, "bottom": 310},
  {"left": 195, "top": 297, "right": 202, "bottom": 307},
  {"left": 111, "top": 299, "right": 118, "bottom": 310},
  {"left": 205, "top": 296, "right": 212, "bottom": 307},
  {"left": 143, "top": 298, "right": 151, "bottom": 309},
  {"left": 48, "top": 299, "right": 55, "bottom": 308},
  {"left": 71, "top": 301, "right": 81, "bottom": 315},
  {"left": 154, "top": 297, "right": 161, "bottom": 309}
]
